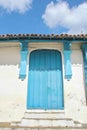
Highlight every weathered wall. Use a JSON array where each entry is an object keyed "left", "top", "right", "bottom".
[
  {"left": 0, "top": 43, "right": 27, "bottom": 122},
  {"left": 65, "top": 43, "right": 87, "bottom": 124},
  {"left": 0, "top": 42, "right": 87, "bottom": 126}
]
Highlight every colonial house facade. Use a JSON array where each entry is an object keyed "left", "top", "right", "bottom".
[{"left": 0, "top": 34, "right": 87, "bottom": 130}]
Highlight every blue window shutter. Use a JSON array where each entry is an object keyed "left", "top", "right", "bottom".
[
  {"left": 63, "top": 42, "right": 72, "bottom": 80},
  {"left": 19, "top": 41, "right": 28, "bottom": 80}
]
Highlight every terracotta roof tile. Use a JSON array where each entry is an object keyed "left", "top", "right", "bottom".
[{"left": 0, "top": 34, "right": 87, "bottom": 41}]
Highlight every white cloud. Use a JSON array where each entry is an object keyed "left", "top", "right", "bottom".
[
  {"left": 0, "top": 0, "right": 32, "bottom": 14},
  {"left": 42, "top": 1, "right": 87, "bottom": 34}
]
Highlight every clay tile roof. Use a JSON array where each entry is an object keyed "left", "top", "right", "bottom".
[{"left": 0, "top": 34, "right": 87, "bottom": 41}]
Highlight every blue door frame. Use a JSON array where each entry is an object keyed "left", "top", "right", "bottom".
[{"left": 27, "top": 49, "right": 64, "bottom": 109}]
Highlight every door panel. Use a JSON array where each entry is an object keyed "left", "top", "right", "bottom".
[{"left": 27, "top": 50, "right": 64, "bottom": 109}]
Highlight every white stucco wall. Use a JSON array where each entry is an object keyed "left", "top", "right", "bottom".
[
  {"left": 0, "top": 42, "right": 87, "bottom": 126},
  {"left": 0, "top": 43, "right": 28, "bottom": 122}
]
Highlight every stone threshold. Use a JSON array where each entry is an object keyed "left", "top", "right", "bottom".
[{"left": 25, "top": 110, "right": 65, "bottom": 114}]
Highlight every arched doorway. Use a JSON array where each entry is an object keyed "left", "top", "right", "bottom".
[{"left": 27, "top": 49, "right": 64, "bottom": 109}]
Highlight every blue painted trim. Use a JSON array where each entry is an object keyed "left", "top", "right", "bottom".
[
  {"left": 63, "top": 42, "right": 72, "bottom": 80},
  {"left": 81, "top": 44, "right": 87, "bottom": 86},
  {"left": 19, "top": 41, "right": 28, "bottom": 80},
  {"left": 0, "top": 39, "right": 87, "bottom": 43}
]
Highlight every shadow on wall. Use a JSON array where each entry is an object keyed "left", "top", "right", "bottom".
[
  {"left": 0, "top": 47, "right": 20, "bottom": 65},
  {"left": 71, "top": 50, "right": 83, "bottom": 65}
]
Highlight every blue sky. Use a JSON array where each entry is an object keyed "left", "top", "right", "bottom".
[{"left": 0, "top": 0, "right": 87, "bottom": 34}]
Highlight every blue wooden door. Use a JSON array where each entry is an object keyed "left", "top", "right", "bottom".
[{"left": 27, "top": 50, "right": 64, "bottom": 109}]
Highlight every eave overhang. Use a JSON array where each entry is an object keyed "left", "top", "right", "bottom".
[{"left": 0, "top": 34, "right": 87, "bottom": 43}]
